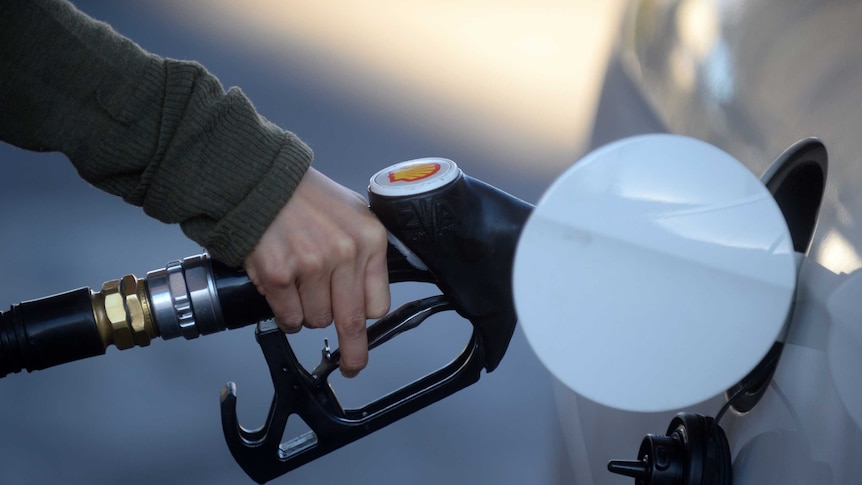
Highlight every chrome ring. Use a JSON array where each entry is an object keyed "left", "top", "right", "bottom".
[
  {"left": 182, "top": 253, "right": 225, "bottom": 336},
  {"left": 166, "top": 259, "right": 197, "bottom": 339}
]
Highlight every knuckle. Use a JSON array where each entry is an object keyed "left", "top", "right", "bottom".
[
  {"left": 275, "top": 314, "right": 303, "bottom": 333},
  {"left": 270, "top": 299, "right": 302, "bottom": 330},
  {"left": 295, "top": 251, "right": 325, "bottom": 274},
  {"left": 331, "top": 235, "right": 358, "bottom": 261},
  {"left": 257, "top": 264, "right": 295, "bottom": 288},
  {"left": 304, "top": 310, "right": 333, "bottom": 328},
  {"left": 366, "top": 300, "right": 390, "bottom": 319},
  {"left": 363, "top": 223, "right": 388, "bottom": 248}
]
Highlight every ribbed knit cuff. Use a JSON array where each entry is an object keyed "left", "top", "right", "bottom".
[
  {"left": 90, "top": 57, "right": 315, "bottom": 267},
  {"left": 193, "top": 133, "right": 312, "bottom": 266}
]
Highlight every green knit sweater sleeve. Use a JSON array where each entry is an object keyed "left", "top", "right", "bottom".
[{"left": 0, "top": 0, "right": 313, "bottom": 266}]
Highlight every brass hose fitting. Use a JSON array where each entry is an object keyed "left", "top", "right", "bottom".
[{"left": 91, "top": 274, "right": 158, "bottom": 350}]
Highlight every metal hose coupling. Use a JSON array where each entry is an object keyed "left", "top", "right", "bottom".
[
  {"left": 91, "top": 274, "right": 157, "bottom": 350},
  {"left": 0, "top": 252, "right": 253, "bottom": 377},
  {"left": 145, "top": 254, "right": 225, "bottom": 341},
  {"left": 90, "top": 254, "right": 225, "bottom": 350}
]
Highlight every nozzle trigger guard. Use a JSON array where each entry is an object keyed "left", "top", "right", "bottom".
[{"left": 220, "top": 294, "right": 488, "bottom": 484}]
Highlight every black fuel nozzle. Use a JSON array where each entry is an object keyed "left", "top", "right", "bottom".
[{"left": 221, "top": 158, "right": 533, "bottom": 483}]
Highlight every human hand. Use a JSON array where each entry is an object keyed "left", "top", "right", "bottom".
[{"left": 243, "top": 167, "right": 391, "bottom": 377}]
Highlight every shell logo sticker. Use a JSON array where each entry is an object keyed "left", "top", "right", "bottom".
[{"left": 388, "top": 162, "right": 441, "bottom": 183}]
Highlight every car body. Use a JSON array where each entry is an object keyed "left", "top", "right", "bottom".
[{"left": 552, "top": 1, "right": 862, "bottom": 483}]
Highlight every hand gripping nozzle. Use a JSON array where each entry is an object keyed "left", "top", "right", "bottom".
[{"left": 220, "top": 158, "right": 533, "bottom": 483}]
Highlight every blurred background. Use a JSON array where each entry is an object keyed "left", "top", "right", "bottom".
[
  {"left": 8, "top": 1, "right": 862, "bottom": 484},
  {"left": 0, "top": 1, "right": 628, "bottom": 484}
]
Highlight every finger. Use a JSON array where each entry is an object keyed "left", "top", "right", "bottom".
[
  {"left": 363, "top": 249, "right": 390, "bottom": 319},
  {"left": 267, "top": 284, "right": 304, "bottom": 334},
  {"left": 297, "top": 272, "right": 333, "bottom": 329},
  {"left": 331, "top": 264, "right": 368, "bottom": 378}
]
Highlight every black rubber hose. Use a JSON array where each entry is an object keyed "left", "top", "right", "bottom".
[{"left": 0, "top": 288, "right": 105, "bottom": 377}]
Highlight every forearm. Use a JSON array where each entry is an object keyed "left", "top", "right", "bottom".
[{"left": 0, "top": 0, "right": 312, "bottom": 266}]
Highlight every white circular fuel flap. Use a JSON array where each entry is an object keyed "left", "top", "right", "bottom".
[
  {"left": 513, "top": 134, "right": 797, "bottom": 412},
  {"left": 369, "top": 158, "right": 461, "bottom": 197}
]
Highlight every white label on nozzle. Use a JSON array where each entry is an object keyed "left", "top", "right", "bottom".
[{"left": 369, "top": 158, "right": 460, "bottom": 197}]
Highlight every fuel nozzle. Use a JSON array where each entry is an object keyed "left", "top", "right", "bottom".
[{"left": 222, "top": 159, "right": 533, "bottom": 483}]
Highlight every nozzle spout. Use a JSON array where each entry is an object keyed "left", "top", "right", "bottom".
[{"left": 607, "top": 459, "right": 650, "bottom": 480}]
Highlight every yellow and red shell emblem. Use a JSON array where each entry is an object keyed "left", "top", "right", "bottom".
[{"left": 388, "top": 162, "right": 441, "bottom": 183}]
